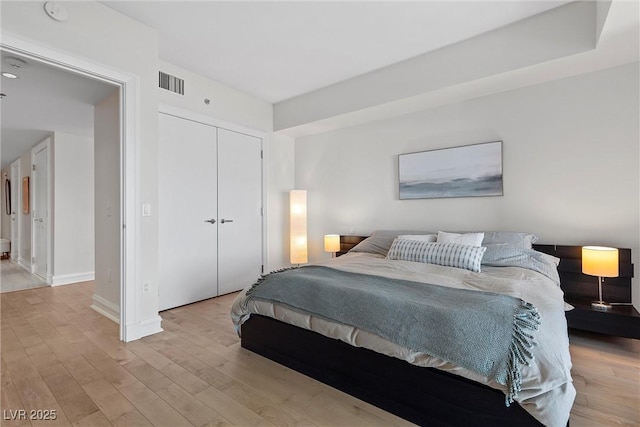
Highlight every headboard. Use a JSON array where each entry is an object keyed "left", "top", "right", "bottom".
[
  {"left": 337, "top": 235, "right": 367, "bottom": 256},
  {"left": 534, "top": 244, "right": 634, "bottom": 304},
  {"left": 337, "top": 236, "right": 634, "bottom": 304}
]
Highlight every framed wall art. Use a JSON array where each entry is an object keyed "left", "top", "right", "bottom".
[
  {"left": 399, "top": 141, "right": 503, "bottom": 200},
  {"left": 22, "top": 176, "right": 29, "bottom": 214}
]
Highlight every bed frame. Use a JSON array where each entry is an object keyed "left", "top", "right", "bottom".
[
  {"left": 241, "top": 237, "right": 633, "bottom": 426},
  {"left": 242, "top": 314, "right": 540, "bottom": 426}
]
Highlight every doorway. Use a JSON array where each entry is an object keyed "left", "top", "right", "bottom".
[
  {"left": 31, "top": 141, "right": 49, "bottom": 280},
  {"left": 10, "top": 161, "right": 19, "bottom": 261},
  {"left": 0, "top": 37, "right": 138, "bottom": 341}
]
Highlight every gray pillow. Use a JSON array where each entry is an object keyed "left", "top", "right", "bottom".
[
  {"left": 371, "top": 229, "right": 436, "bottom": 237},
  {"left": 349, "top": 235, "right": 397, "bottom": 256},
  {"left": 482, "top": 244, "right": 560, "bottom": 285},
  {"left": 481, "top": 231, "right": 538, "bottom": 249}
]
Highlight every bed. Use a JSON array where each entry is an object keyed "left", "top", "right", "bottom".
[{"left": 231, "top": 231, "right": 576, "bottom": 426}]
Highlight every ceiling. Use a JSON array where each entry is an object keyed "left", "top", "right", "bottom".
[
  {"left": 102, "top": 1, "right": 572, "bottom": 103},
  {"left": 1, "top": 1, "right": 637, "bottom": 170},
  {"left": 0, "top": 52, "right": 117, "bottom": 170}
]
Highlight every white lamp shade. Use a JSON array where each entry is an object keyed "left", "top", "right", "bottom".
[
  {"left": 324, "top": 234, "right": 340, "bottom": 253},
  {"left": 289, "top": 190, "right": 308, "bottom": 264},
  {"left": 582, "top": 246, "right": 619, "bottom": 278}
]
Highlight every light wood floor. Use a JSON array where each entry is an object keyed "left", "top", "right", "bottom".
[{"left": 1, "top": 282, "right": 638, "bottom": 427}]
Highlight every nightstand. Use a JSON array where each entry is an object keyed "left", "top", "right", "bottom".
[
  {"left": 565, "top": 299, "right": 640, "bottom": 339},
  {"left": 533, "top": 244, "right": 637, "bottom": 340}
]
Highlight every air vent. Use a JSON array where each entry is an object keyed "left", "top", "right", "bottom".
[{"left": 159, "top": 71, "right": 184, "bottom": 95}]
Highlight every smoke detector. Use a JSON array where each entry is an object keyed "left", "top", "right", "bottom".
[{"left": 44, "top": 2, "right": 69, "bottom": 22}]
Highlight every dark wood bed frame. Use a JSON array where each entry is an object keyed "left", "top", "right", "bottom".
[{"left": 241, "top": 236, "right": 634, "bottom": 426}]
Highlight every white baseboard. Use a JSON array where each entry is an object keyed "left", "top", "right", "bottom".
[
  {"left": 17, "top": 257, "right": 31, "bottom": 271},
  {"left": 52, "top": 271, "right": 95, "bottom": 286},
  {"left": 91, "top": 294, "right": 120, "bottom": 324},
  {"left": 123, "top": 316, "right": 163, "bottom": 342}
]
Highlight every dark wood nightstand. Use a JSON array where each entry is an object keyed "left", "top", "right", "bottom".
[
  {"left": 565, "top": 299, "right": 640, "bottom": 339},
  {"left": 534, "top": 244, "right": 638, "bottom": 340}
]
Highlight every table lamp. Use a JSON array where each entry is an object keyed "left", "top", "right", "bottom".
[
  {"left": 324, "top": 234, "right": 340, "bottom": 257},
  {"left": 582, "top": 246, "right": 619, "bottom": 311}
]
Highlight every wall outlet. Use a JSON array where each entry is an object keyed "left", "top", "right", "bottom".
[{"left": 143, "top": 282, "right": 150, "bottom": 293}]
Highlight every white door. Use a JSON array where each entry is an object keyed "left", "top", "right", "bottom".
[
  {"left": 10, "top": 161, "right": 20, "bottom": 260},
  {"left": 32, "top": 145, "right": 48, "bottom": 279},
  {"left": 158, "top": 113, "right": 218, "bottom": 311},
  {"left": 217, "top": 128, "right": 263, "bottom": 295}
]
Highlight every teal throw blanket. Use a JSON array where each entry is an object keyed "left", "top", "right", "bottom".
[{"left": 244, "top": 266, "right": 540, "bottom": 406}]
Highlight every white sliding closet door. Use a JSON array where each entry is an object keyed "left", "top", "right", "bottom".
[
  {"left": 217, "top": 128, "right": 263, "bottom": 295},
  {"left": 158, "top": 113, "right": 218, "bottom": 311}
]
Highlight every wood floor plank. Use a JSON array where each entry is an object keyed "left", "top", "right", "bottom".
[
  {"left": 155, "top": 383, "right": 233, "bottom": 427},
  {"left": 72, "top": 410, "right": 113, "bottom": 427},
  {"left": 117, "top": 381, "right": 192, "bottom": 426},
  {"left": 195, "top": 386, "right": 275, "bottom": 427},
  {"left": 81, "top": 378, "right": 137, "bottom": 422}
]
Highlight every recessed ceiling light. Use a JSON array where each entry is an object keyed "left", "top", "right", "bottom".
[{"left": 1, "top": 72, "right": 18, "bottom": 79}]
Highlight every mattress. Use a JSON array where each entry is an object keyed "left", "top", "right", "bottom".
[{"left": 231, "top": 252, "right": 575, "bottom": 427}]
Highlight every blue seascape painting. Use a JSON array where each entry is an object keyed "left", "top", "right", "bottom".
[{"left": 399, "top": 141, "right": 503, "bottom": 200}]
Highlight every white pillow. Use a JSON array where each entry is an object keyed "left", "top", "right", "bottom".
[
  {"left": 437, "top": 231, "right": 484, "bottom": 247},
  {"left": 387, "top": 240, "right": 486, "bottom": 273},
  {"left": 397, "top": 234, "right": 437, "bottom": 242}
]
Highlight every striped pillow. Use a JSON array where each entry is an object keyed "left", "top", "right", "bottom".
[{"left": 387, "top": 240, "right": 486, "bottom": 272}]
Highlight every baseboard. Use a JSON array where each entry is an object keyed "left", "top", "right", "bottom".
[
  {"left": 52, "top": 271, "right": 95, "bottom": 286},
  {"left": 17, "top": 257, "right": 31, "bottom": 271},
  {"left": 91, "top": 294, "right": 120, "bottom": 324},
  {"left": 123, "top": 316, "right": 163, "bottom": 342}
]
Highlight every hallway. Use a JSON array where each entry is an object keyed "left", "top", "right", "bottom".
[{"left": 0, "top": 260, "right": 47, "bottom": 293}]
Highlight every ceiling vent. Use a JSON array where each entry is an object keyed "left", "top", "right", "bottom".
[{"left": 159, "top": 71, "right": 184, "bottom": 95}]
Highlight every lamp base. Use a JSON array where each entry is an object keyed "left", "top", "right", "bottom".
[{"left": 591, "top": 301, "right": 612, "bottom": 311}]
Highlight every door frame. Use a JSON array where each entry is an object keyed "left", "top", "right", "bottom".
[
  {"left": 1, "top": 35, "right": 138, "bottom": 341},
  {"left": 158, "top": 104, "right": 268, "bottom": 275},
  {"left": 10, "top": 160, "right": 20, "bottom": 261},
  {"left": 30, "top": 138, "right": 52, "bottom": 282}
]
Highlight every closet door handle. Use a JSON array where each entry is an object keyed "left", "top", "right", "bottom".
[
  {"left": 204, "top": 219, "right": 216, "bottom": 224},
  {"left": 220, "top": 219, "right": 234, "bottom": 224}
]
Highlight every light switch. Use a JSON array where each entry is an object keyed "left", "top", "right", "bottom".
[{"left": 142, "top": 204, "right": 151, "bottom": 217}]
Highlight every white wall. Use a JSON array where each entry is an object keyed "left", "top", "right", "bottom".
[
  {"left": 158, "top": 61, "right": 273, "bottom": 133},
  {"left": 52, "top": 132, "right": 95, "bottom": 284},
  {"left": 295, "top": 63, "right": 639, "bottom": 307},
  {"left": 93, "top": 91, "right": 120, "bottom": 321},
  {"left": 2, "top": 1, "right": 160, "bottom": 333},
  {"left": 267, "top": 133, "right": 296, "bottom": 270}
]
